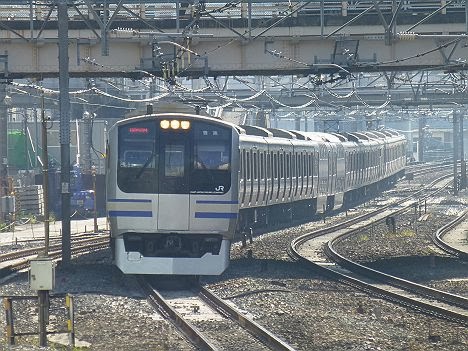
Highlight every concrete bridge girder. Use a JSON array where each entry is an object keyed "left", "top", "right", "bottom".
[{"left": 0, "top": 22, "right": 467, "bottom": 78}]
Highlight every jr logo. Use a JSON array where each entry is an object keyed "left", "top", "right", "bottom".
[{"left": 215, "top": 185, "right": 224, "bottom": 192}]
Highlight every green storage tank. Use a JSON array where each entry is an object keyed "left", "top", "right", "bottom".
[{"left": 8, "top": 130, "right": 31, "bottom": 170}]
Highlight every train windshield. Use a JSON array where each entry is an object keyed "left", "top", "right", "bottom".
[
  {"left": 117, "top": 118, "right": 231, "bottom": 194},
  {"left": 117, "top": 121, "right": 157, "bottom": 193},
  {"left": 190, "top": 122, "right": 231, "bottom": 194}
]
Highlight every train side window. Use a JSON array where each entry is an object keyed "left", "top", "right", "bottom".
[
  {"left": 286, "top": 152, "right": 292, "bottom": 197},
  {"left": 241, "top": 149, "right": 246, "bottom": 203},
  {"left": 310, "top": 151, "right": 315, "bottom": 194},
  {"left": 271, "top": 152, "right": 277, "bottom": 200},
  {"left": 261, "top": 152, "right": 267, "bottom": 202},
  {"left": 246, "top": 152, "right": 251, "bottom": 181},
  {"left": 279, "top": 153, "right": 283, "bottom": 179},
  {"left": 253, "top": 152, "right": 258, "bottom": 180},
  {"left": 278, "top": 152, "right": 282, "bottom": 180},
  {"left": 278, "top": 152, "right": 283, "bottom": 196},
  {"left": 272, "top": 154, "right": 278, "bottom": 179},
  {"left": 266, "top": 151, "right": 271, "bottom": 179},
  {"left": 296, "top": 153, "right": 299, "bottom": 195},
  {"left": 303, "top": 152, "right": 308, "bottom": 194},
  {"left": 276, "top": 152, "right": 281, "bottom": 197},
  {"left": 260, "top": 152, "right": 264, "bottom": 181}
]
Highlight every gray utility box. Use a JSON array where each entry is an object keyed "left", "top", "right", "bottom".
[
  {"left": 0, "top": 196, "right": 15, "bottom": 213},
  {"left": 29, "top": 258, "right": 55, "bottom": 291}
]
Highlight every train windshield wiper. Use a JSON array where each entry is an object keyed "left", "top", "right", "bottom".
[{"left": 135, "top": 148, "right": 155, "bottom": 179}]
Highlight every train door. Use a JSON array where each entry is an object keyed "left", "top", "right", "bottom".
[
  {"left": 240, "top": 149, "right": 246, "bottom": 206},
  {"left": 157, "top": 131, "right": 190, "bottom": 231},
  {"left": 114, "top": 121, "right": 159, "bottom": 232}
]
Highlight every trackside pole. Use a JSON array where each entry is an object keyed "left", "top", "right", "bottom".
[
  {"left": 3, "top": 297, "right": 14, "bottom": 345},
  {"left": 66, "top": 294, "right": 75, "bottom": 347},
  {"left": 453, "top": 112, "right": 459, "bottom": 195}
]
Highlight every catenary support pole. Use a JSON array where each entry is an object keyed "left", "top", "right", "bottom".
[
  {"left": 418, "top": 116, "right": 425, "bottom": 162},
  {"left": 0, "top": 83, "right": 7, "bottom": 198},
  {"left": 42, "top": 95, "right": 50, "bottom": 257},
  {"left": 460, "top": 112, "right": 466, "bottom": 189},
  {"left": 453, "top": 112, "right": 459, "bottom": 195},
  {"left": 58, "top": 0, "right": 71, "bottom": 263}
]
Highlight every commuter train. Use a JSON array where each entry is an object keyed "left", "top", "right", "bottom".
[{"left": 106, "top": 112, "right": 406, "bottom": 275}]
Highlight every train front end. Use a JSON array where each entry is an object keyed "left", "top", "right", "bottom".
[{"left": 106, "top": 113, "right": 239, "bottom": 275}]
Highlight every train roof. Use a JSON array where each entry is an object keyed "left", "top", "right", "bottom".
[
  {"left": 288, "top": 131, "right": 343, "bottom": 142},
  {"left": 267, "top": 128, "right": 297, "bottom": 139},
  {"left": 239, "top": 125, "right": 273, "bottom": 137},
  {"left": 330, "top": 133, "right": 348, "bottom": 142},
  {"left": 363, "top": 131, "right": 385, "bottom": 139},
  {"left": 239, "top": 125, "right": 299, "bottom": 139},
  {"left": 349, "top": 132, "right": 371, "bottom": 141}
]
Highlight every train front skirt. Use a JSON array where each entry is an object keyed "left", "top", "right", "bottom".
[{"left": 114, "top": 238, "right": 231, "bottom": 275}]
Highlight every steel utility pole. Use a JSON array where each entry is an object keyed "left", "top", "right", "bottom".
[
  {"left": 453, "top": 112, "right": 459, "bottom": 195},
  {"left": 0, "top": 82, "right": 8, "bottom": 223},
  {"left": 418, "top": 116, "right": 426, "bottom": 163},
  {"left": 58, "top": 0, "right": 71, "bottom": 263},
  {"left": 0, "top": 83, "right": 7, "bottom": 194},
  {"left": 460, "top": 113, "right": 466, "bottom": 189},
  {"left": 38, "top": 94, "right": 50, "bottom": 347},
  {"left": 41, "top": 95, "right": 50, "bottom": 257},
  {"left": 92, "top": 166, "right": 98, "bottom": 233}
]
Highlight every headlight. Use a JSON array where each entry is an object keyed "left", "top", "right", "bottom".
[
  {"left": 170, "top": 120, "right": 180, "bottom": 129},
  {"left": 160, "top": 120, "right": 170, "bottom": 129},
  {"left": 160, "top": 119, "right": 191, "bottom": 130}
]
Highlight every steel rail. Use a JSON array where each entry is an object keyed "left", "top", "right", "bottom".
[
  {"left": 0, "top": 239, "right": 109, "bottom": 277},
  {"left": 290, "top": 173, "right": 468, "bottom": 326},
  {"left": 290, "top": 173, "right": 452, "bottom": 251},
  {"left": 433, "top": 209, "right": 468, "bottom": 260},
  {"left": 139, "top": 277, "right": 298, "bottom": 351},
  {"left": 0, "top": 234, "right": 108, "bottom": 263},
  {"left": 198, "top": 285, "right": 297, "bottom": 351},
  {"left": 138, "top": 278, "right": 221, "bottom": 351}
]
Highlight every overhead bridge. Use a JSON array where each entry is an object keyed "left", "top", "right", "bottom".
[{"left": 0, "top": 1, "right": 467, "bottom": 79}]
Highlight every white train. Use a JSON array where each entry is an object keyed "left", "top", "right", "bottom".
[{"left": 106, "top": 112, "right": 406, "bottom": 275}]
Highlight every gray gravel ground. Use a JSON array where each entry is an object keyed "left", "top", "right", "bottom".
[{"left": 0, "top": 177, "right": 466, "bottom": 350}]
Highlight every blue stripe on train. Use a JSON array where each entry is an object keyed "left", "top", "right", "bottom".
[
  {"left": 108, "top": 199, "right": 152, "bottom": 203},
  {"left": 108, "top": 210, "right": 153, "bottom": 217},
  {"left": 195, "top": 212, "right": 238, "bottom": 219}
]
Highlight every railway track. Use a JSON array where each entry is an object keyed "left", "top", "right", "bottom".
[
  {"left": 290, "top": 173, "right": 468, "bottom": 326},
  {"left": 406, "top": 161, "right": 457, "bottom": 178},
  {"left": 433, "top": 210, "right": 468, "bottom": 261},
  {"left": 139, "top": 277, "right": 297, "bottom": 351},
  {"left": 0, "top": 234, "right": 109, "bottom": 278}
]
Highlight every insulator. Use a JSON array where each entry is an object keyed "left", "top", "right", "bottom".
[
  {"left": 114, "top": 27, "right": 133, "bottom": 34},
  {"left": 397, "top": 32, "right": 416, "bottom": 41}
]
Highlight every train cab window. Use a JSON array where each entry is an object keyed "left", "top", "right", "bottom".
[
  {"left": 117, "top": 121, "right": 158, "bottom": 193},
  {"left": 117, "top": 119, "right": 232, "bottom": 195},
  {"left": 164, "top": 144, "right": 185, "bottom": 177},
  {"left": 190, "top": 122, "right": 232, "bottom": 194}
]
